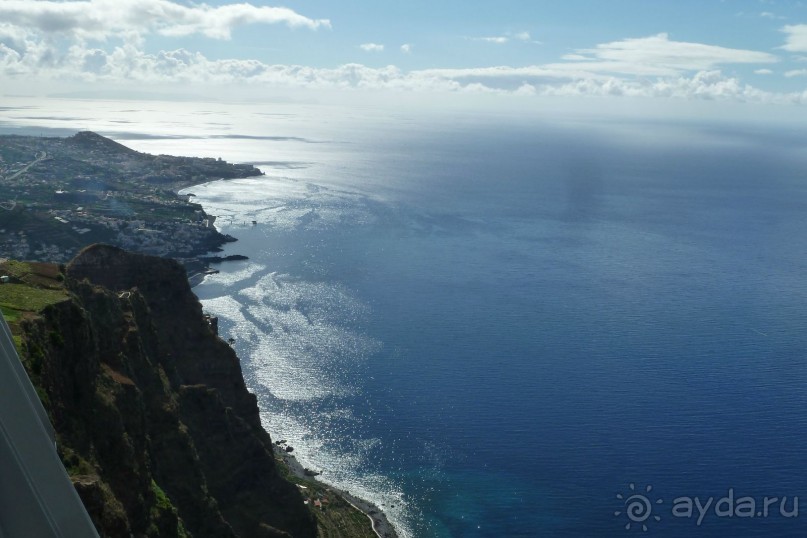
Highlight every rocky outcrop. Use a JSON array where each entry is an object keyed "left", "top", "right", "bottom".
[{"left": 17, "top": 244, "right": 316, "bottom": 538}]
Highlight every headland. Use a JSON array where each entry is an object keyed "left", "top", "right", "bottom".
[
  {"left": 0, "top": 131, "right": 400, "bottom": 537},
  {"left": 0, "top": 131, "right": 259, "bottom": 278}
]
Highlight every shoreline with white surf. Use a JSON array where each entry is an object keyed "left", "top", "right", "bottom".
[{"left": 184, "top": 175, "right": 409, "bottom": 538}]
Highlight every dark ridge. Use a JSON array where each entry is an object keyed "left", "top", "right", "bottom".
[{"left": 66, "top": 131, "right": 139, "bottom": 155}]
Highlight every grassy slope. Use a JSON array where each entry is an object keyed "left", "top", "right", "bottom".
[
  {"left": 0, "top": 260, "right": 68, "bottom": 351},
  {"left": 275, "top": 457, "right": 377, "bottom": 538}
]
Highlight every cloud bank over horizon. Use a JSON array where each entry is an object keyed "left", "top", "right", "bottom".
[
  {"left": 3, "top": 0, "right": 807, "bottom": 106},
  {"left": 0, "top": 0, "right": 330, "bottom": 41}
]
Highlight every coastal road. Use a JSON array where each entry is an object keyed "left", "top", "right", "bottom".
[
  {"left": 1, "top": 151, "right": 46, "bottom": 210},
  {"left": 5, "top": 151, "right": 48, "bottom": 181}
]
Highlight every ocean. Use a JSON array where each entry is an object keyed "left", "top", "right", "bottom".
[{"left": 5, "top": 98, "right": 807, "bottom": 536}]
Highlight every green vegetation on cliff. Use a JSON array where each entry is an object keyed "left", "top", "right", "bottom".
[
  {"left": 0, "top": 261, "right": 67, "bottom": 353},
  {"left": 0, "top": 261, "right": 67, "bottom": 311},
  {"left": 277, "top": 467, "right": 378, "bottom": 538}
]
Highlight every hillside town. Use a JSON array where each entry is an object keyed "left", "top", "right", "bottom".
[{"left": 0, "top": 131, "right": 261, "bottom": 268}]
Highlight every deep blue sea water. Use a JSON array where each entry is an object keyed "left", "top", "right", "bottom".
[
  {"left": 182, "top": 112, "right": 807, "bottom": 537},
  {"left": 6, "top": 99, "right": 807, "bottom": 537}
]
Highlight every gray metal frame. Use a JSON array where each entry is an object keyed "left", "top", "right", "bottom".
[{"left": 0, "top": 316, "right": 98, "bottom": 537}]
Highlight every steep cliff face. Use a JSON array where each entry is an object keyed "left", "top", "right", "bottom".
[{"left": 16, "top": 245, "right": 316, "bottom": 538}]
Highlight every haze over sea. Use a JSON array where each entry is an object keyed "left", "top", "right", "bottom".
[{"left": 6, "top": 98, "right": 807, "bottom": 537}]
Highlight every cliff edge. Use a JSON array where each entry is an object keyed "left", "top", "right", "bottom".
[{"left": 9, "top": 245, "right": 317, "bottom": 537}]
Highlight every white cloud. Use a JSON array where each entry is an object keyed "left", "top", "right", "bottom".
[
  {"left": 760, "top": 11, "right": 785, "bottom": 20},
  {"left": 754, "top": 68, "right": 774, "bottom": 74},
  {"left": 472, "top": 32, "right": 539, "bottom": 45},
  {"left": 360, "top": 43, "right": 384, "bottom": 52},
  {"left": 0, "top": 0, "right": 330, "bottom": 41},
  {"left": 785, "top": 68, "right": 807, "bottom": 77},
  {"left": 0, "top": 43, "right": 23, "bottom": 72},
  {"left": 416, "top": 65, "right": 581, "bottom": 84},
  {"left": 780, "top": 24, "right": 807, "bottom": 52},
  {"left": 1, "top": 40, "right": 798, "bottom": 104},
  {"left": 0, "top": 23, "right": 30, "bottom": 53},
  {"left": 562, "top": 33, "right": 778, "bottom": 76},
  {"left": 513, "top": 31, "right": 541, "bottom": 44},
  {"left": 522, "top": 69, "right": 776, "bottom": 102},
  {"left": 401, "top": 44, "right": 412, "bottom": 54},
  {"left": 514, "top": 83, "right": 537, "bottom": 96},
  {"left": 0, "top": 23, "right": 798, "bottom": 106},
  {"left": 475, "top": 36, "right": 509, "bottom": 44}
]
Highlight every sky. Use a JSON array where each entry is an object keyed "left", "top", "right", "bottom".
[{"left": 6, "top": 0, "right": 807, "bottom": 108}]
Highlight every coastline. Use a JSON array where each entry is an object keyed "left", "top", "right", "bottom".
[
  {"left": 183, "top": 176, "right": 399, "bottom": 538},
  {"left": 174, "top": 179, "right": 245, "bottom": 287},
  {"left": 273, "top": 443, "right": 399, "bottom": 538}
]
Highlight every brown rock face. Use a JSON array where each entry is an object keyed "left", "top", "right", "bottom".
[
  {"left": 20, "top": 244, "right": 316, "bottom": 537},
  {"left": 66, "top": 243, "right": 261, "bottom": 427}
]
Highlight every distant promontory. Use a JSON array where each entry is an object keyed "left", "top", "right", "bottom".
[{"left": 0, "top": 131, "right": 261, "bottom": 272}]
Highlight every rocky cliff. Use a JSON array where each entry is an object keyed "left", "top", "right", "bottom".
[{"left": 12, "top": 245, "right": 317, "bottom": 537}]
